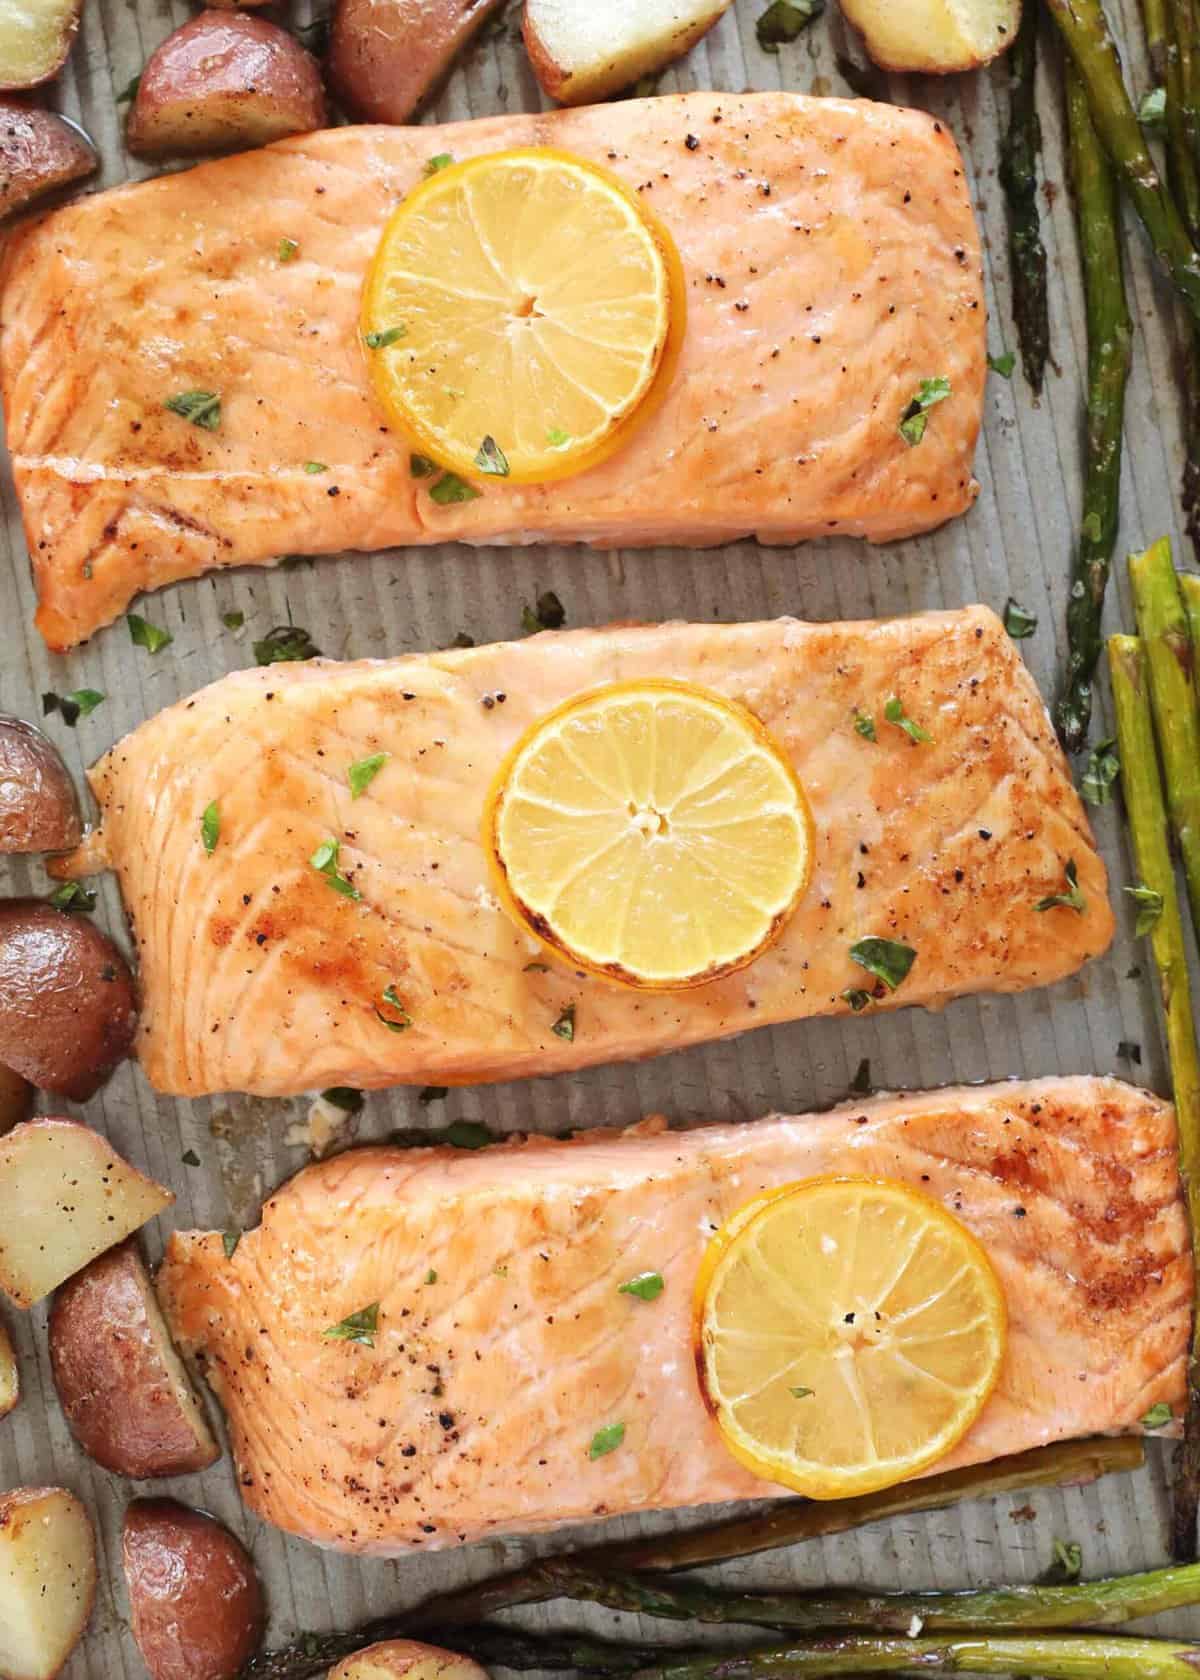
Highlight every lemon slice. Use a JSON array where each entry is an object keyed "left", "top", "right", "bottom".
[
  {"left": 695, "top": 1177, "right": 1007, "bottom": 1499},
  {"left": 484, "top": 680, "right": 813, "bottom": 988},
  {"left": 361, "top": 147, "right": 685, "bottom": 486}
]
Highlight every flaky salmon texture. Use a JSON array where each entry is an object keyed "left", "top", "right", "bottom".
[
  {"left": 0, "top": 90, "right": 985, "bottom": 650},
  {"left": 65, "top": 608, "right": 1114, "bottom": 1098},
  {"left": 159, "top": 1077, "right": 1190, "bottom": 1555}
]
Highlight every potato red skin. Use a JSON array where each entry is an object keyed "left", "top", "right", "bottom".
[
  {"left": 0, "top": 714, "right": 81, "bottom": 852},
  {"left": 123, "top": 1500, "right": 264, "bottom": 1680},
  {"left": 50, "top": 1242, "right": 218, "bottom": 1478},
  {"left": 0, "top": 1063, "right": 32, "bottom": 1135},
  {"left": 329, "top": 0, "right": 505, "bottom": 124},
  {"left": 126, "top": 12, "right": 327, "bottom": 158},
  {"left": 0, "top": 900, "right": 137, "bottom": 1099}
]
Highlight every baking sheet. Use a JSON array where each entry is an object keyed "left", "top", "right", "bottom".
[{"left": 2, "top": 0, "right": 1199, "bottom": 1671}]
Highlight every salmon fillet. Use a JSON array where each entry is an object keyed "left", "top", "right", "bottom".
[
  {"left": 0, "top": 91, "right": 985, "bottom": 651},
  {"left": 159, "top": 1076, "right": 1189, "bottom": 1555},
  {"left": 65, "top": 607, "right": 1113, "bottom": 1097}
]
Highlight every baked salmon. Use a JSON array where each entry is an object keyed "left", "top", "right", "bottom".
[
  {"left": 0, "top": 91, "right": 985, "bottom": 651},
  {"left": 159, "top": 1076, "right": 1190, "bottom": 1555},
  {"left": 61, "top": 607, "right": 1113, "bottom": 1098}
]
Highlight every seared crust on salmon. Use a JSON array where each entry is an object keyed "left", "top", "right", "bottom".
[
  {"left": 0, "top": 91, "right": 985, "bottom": 650},
  {"left": 64, "top": 608, "right": 1113, "bottom": 1097},
  {"left": 158, "top": 1077, "right": 1189, "bottom": 1554}
]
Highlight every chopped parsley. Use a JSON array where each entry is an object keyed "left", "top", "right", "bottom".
[
  {"left": 322, "top": 1087, "right": 365, "bottom": 1114},
  {"left": 1125, "top": 882, "right": 1164, "bottom": 936},
  {"left": 424, "top": 1268, "right": 438, "bottom": 1285},
  {"left": 474, "top": 435, "right": 510, "bottom": 477},
  {"left": 222, "top": 610, "right": 245, "bottom": 630},
  {"left": 552, "top": 1003, "right": 576, "bottom": 1041},
  {"left": 522, "top": 590, "right": 566, "bottom": 634},
  {"left": 181, "top": 1148, "right": 200, "bottom": 1167},
  {"left": 164, "top": 389, "right": 221, "bottom": 431},
  {"left": 588, "top": 1421, "right": 625, "bottom": 1459},
  {"left": 429, "top": 472, "right": 481, "bottom": 505},
  {"left": 884, "top": 696, "right": 931, "bottom": 744},
  {"left": 1002, "top": 598, "right": 1037, "bottom": 639},
  {"left": 253, "top": 624, "right": 321, "bottom": 665},
  {"left": 375, "top": 982, "right": 411, "bottom": 1031},
  {"left": 899, "top": 376, "right": 951, "bottom": 446},
  {"left": 1080, "top": 737, "right": 1120, "bottom": 805},
  {"left": 841, "top": 987, "right": 871, "bottom": 1012},
  {"left": 128, "top": 613, "right": 173, "bottom": 654},
  {"left": 619, "top": 1271, "right": 664, "bottom": 1302},
  {"left": 987, "top": 350, "right": 1016, "bottom": 378},
  {"left": 1051, "top": 1539, "right": 1083, "bottom": 1581},
  {"left": 303, "top": 461, "right": 328, "bottom": 474},
  {"left": 1034, "top": 859, "right": 1086, "bottom": 915},
  {"left": 410, "top": 453, "right": 439, "bottom": 479},
  {"left": 311, "top": 838, "right": 361, "bottom": 900},
  {"left": 42, "top": 688, "right": 104, "bottom": 726},
  {"left": 789, "top": 1385, "right": 815, "bottom": 1399},
  {"left": 364, "top": 325, "right": 407, "bottom": 349},
  {"left": 323, "top": 1303, "right": 380, "bottom": 1347},
  {"left": 200, "top": 801, "right": 220, "bottom": 856},
  {"left": 348, "top": 752, "right": 389, "bottom": 799},
  {"left": 222, "top": 1231, "right": 241, "bottom": 1259},
  {"left": 853, "top": 709, "right": 876, "bottom": 741},
  {"left": 1142, "top": 1401, "right": 1174, "bottom": 1429},
  {"left": 49, "top": 881, "right": 96, "bottom": 914},
  {"left": 849, "top": 936, "right": 916, "bottom": 992},
  {"left": 547, "top": 426, "right": 571, "bottom": 448},
  {"left": 756, "top": 0, "right": 824, "bottom": 51},
  {"left": 278, "top": 237, "right": 300, "bottom": 262},
  {"left": 425, "top": 152, "right": 454, "bottom": 174}
]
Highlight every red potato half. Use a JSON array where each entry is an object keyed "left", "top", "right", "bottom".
[
  {"left": 523, "top": 0, "right": 733, "bottom": 104},
  {"left": 50, "top": 1240, "right": 219, "bottom": 1478},
  {"left": 0, "top": 1119, "right": 173, "bottom": 1309},
  {"left": 0, "top": 0, "right": 81, "bottom": 89},
  {"left": 0, "top": 715, "right": 81, "bottom": 852},
  {"left": 0, "top": 899, "right": 137, "bottom": 1098},
  {"left": 331, "top": 1642, "right": 493, "bottom": 1680},
  {"left": 329, "top": 0, "right": 505, "bottom": 125},
  {"left": 0, "top": 1061, "right": 32, "bottom": 1134},
  {"left": 0, "top": 102, "right": 95, "bottom": 221},
  {"left": 0, "top": 1487, "right": 96, "bottom": 1680},
  {"left": 123, "top": 1499, "right": 265, "bottom": 1680},
  {"left": 0, "top": 1313, "right": 17, "bottom": 1417},
  {"left": 126, "top": 12, "right": 327, "bottom": 159}
]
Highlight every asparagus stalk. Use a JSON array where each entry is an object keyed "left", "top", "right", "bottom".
[
  {"left": 1145, "top": 0, "right": 1170, "bottom": 79},
  {"left": 999, "top": 3, "right": 1050, "bottom": 392},
  {"left": 633, "top": 1634, "right": 1200, "bottom": 1680},
  {"left": 1181, "top": 571, "right": 1200, "bottom": 702},
  {"left": 1055, "top": 59, "right": 1133, "bottom": 753},
  {"left": 241, "top": 1626, "right": 663, "bottom": 1680},
  {"left": 535, "top": 1559, "right": 1200, "bottom": 1634},
  {"left": 1128, "top": 539, "right": 1200, "bottom": 939},
  {"left": 1108, "top": 631, "right": 1200, "bottom": 1559},
  {"left": 1042, "top": 0, "right": 1200, "bottom": 330}
]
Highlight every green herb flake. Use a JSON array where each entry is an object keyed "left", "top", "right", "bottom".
[
  {"left": 1080, "top": 510, "right": 1103, "bottom": 544},
  {"left": 619, "top": 1271, "right": 664, "bottom": 1302},
  {"left": 522, "top": 590, "right": 567, "bottom": 634},
  {"left": 883, "top": 696, "right": 931, "bottom": 744},
  {"left": 310, "top": 838, "right": 361, "bottom": 900},
  {"left": 1034, "top": 859, "right": 1087, "bottom": 915},
  {"left": 253, "top": 624, "right": 321, "bottom": 665},
  {"left": 853, "top": 709, "right": 876, "bottom": 741},
  {"left": 42, "top": 689, "right": 104, "bottom": 727},
  {"left": 756, "top": 0, "right": 825, "bottom": 52},
  {"left": 841, "top": 987, "right": 871, "bottom": 1012},
  {"left": 588, "top": 1421, "right": 626, "bottom": 1459},
  {"left": 322, "top": 1087, "right": 364, "bottom": 1114},
  {"left": 1125, "top": 882, "right": 1164, "bottom": 936},
  {"left": 1051, "top": 1539, "right": 1083, "bottom": 1581},
  {"left": 49, "top": 881, "right": 96, "bottom": 914},
  {"left": 552, "top": 1003, "right": 576, "bottom": 1042},
  {"left": 410, "top": 453, "right": 439, "bottom": 479},
  {"left": 547, "top": 426, "right": 571, "bottom": 448},
  {"left": 164, "top": 389, "right": 221, "bottom": 431},
  {"left": 789, "top": 1385, "right": 815, "bottom": 1399},
  {"left": 364, "top": 325, "right": 407, "bottom": 349},
  {"left": 303, "top": 460, "right": 328, "bottom": 474},
  {"left": 222, "top": 610, "right": 245, "bottom": 630},
  {"left": 419, "top": 1086, "right": 448, "bottom": 1105},
  {"left": 181, "top": 1149, "right": 200, "bottom": 1167},
  {"left": 1080, "top": 737, "right": 1120, "bottom": 806},
  {"left": 429, "top": 472, "right": 481, "bottom": 505},
  {"left": 222, "top": 1231, "right": 241, "bottom": 1260},
  {"left": 898, "top": 376, "right": 951, "bottom": 446},
  {"left": 348, "top": 752, "right": 389, "bottom": 799},
  {"left": 278, "top": 237, "right": 300, "bottom": 262},
  {"left": 474, "top": 435, "right": 510, "bottom": 477},
  {"left": 987, "top": 350, "right": 1016, "bottom": 378},
  {"left": 128, "top": 614, "right": 173, "bottom": 654},
  {"left": 323, "top": 1303, "right": 380, "bottom": 1347},
  {"left": 375, "top": 982, "right": 411, "bottom": 1032},
  {"left": 425, "top": 152, "right": 454, "bottom": 174},
  {"left": 423, "top": 1268, "right": 438, "bottom": 1285},
  {"left": 1142, "top": 1401, "right": 1174, "bottom": 1429},
  {"left": 1139, "top": 86, "right": 1167, "bottom": 131},
  {"left": 849, "top": 936, "right": 916, "bottom": 992},
  {"left": 1002, "top": 598, "right": 1037, "bottom": 639},
  {"left": 201, "top": 801, "right": 220, "bottom": 856}
]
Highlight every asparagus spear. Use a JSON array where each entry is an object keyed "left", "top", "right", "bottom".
[
  {"left": 1181, "top": 570, "right": 1200, "bottom": 702},
  {"left": 535, "top": 1559, "right": 1200, "bottom": 1633},
  {"left": 1055, "top": 60, "right": 1133, "bottom": 753},
  {"left": 1144, "top": 0, "right": 1169, "bottom": 79},
  {"left": 1042, "top": 0, "right": 1200, "bottom": 329},
  {"left": 1128, "top": 539, "right": 1200, "bottom": 939},
  {"left": 1109, "top": 631, "right": 1200, "bottom": 1559},
  {"left": 999, "top": 3, "right": 1050, "bottom": 393}
]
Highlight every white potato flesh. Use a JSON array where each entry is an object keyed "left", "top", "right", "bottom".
[
  {"left": 839, "top": 0, "right": 1020, "bottom": 72},
  {"left": 0, "top": 1314, "right": 17, "bottom": 1415},
  {"left": 0, "top": 0, "right": 79, "bottom": 88},
  {"left": 0, "top": 1120, "right": 173, "bottom": 1308},
  {"left": 331, "top": 1641, "right": 493, "bottom": 1680},
  {"left": 524, "top": 0, "right": 733, "bottom": 103},
  {"left": 0, "top": 1488, "right": 96, "bottom": 1680}
]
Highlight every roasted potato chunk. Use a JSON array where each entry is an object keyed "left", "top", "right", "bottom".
[
  {"left": 0, "top": 1062, "right": 32, "bottom": 1135},
  {"left": 126, "top": 11, "right": 327, "bottom": 159},
  {"left": 329, "top": 0, "right": 505, "bottom": 124},
  {"left": 523, "top": 0, "right": 733, "bottom": 104},
  {"left": 0, "top": 1487, "right": 96, "bottom": 1680},
  {"left": 839, "top": 0, "right": 1020, "bottom": 72},
  {"left": 331, "top": 1641, "right": 492, "bottom": 1680},
  {"left": 0, "top": 1313, "right": 17, "bottom": 1418},
  {"left": 0, "top": 715, "right": 81, "bottom": 852},
  {"left": 0, "top": 0, "right": 82, "bottom": 90},
  {"left": 123, "top": 1500, "right": 264, "bottom": 1680}
]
